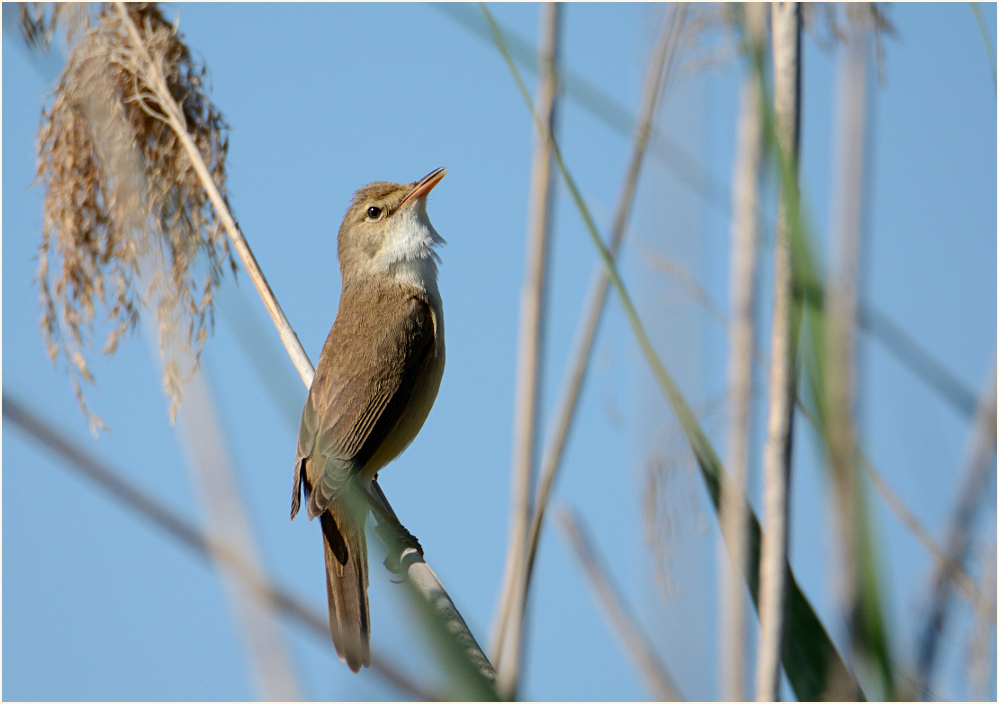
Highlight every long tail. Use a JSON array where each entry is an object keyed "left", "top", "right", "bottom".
[{"left": 320, "top": 502, "right": 370, "bottom": 672}]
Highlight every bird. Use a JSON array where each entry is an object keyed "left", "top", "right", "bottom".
[{"left": 291, "top": 167, "right": 447, "bottom": 672}]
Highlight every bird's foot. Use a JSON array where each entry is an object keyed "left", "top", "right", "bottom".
[{"left": 377, "top": 520, "right": 423, "bottom": 578}]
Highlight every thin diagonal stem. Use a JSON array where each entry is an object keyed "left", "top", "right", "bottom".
[
  {"left": 916, "top": 355, "right": 997, "bottom": 699},
  {"left": 969, "top": 2, "right": 997, "bottom": 91},
  {"left": 172, "top": 352, "right": 301, "bottom": 699},
  {"left": 430, "top": 2, "right": 729, "bottom": 214},
  {"left": 556, "top": 507, "right": 683, "bottom": 701},
  {"left": 2, "top": 392, "right": 437, "bottom": 702},
  {"left": 113, "top": 3, "right": 313, "bottom": 388},
  {"left": 857, "top": 454, "right": 994, "bottom": 624},
  {"left": 858, "top": 303, "right": 978, "bottom": 419}
]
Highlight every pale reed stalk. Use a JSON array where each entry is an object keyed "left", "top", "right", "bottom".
[
  {"left": 493, "top": 5, "right": 561, "bottom": 696},
  {"left": 175, "top": 369, "right": 302, "bottom": 701},
  {"left": 518, "top": 0, "right": 688, "bottom": 629},
  {"left": 489, "top": 3, "right": 688, "bottom": 683},
  {"left": 720, "top": 5, "right": 766, "bottom": 699},
  {"left": 754, "top": 3, "right": 801, "bottom": 700},
  {"left": 113, "top": 3, "right": 313, "bottom": 386}
]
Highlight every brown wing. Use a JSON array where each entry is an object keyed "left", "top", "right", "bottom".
[{"left": 291, "top": 287, "right": 435, "bottom": 520}]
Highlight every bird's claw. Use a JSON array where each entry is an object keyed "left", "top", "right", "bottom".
[
  {"left": 397, "top": 526, "right": 423, "bottom": 556},
  {"left": 377, "top": 520, "right": 423, "bottom": 579}
]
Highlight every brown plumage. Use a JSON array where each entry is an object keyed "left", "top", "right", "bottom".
[{"left": 292, "top": 169, "right": 447, "bottom": 672}]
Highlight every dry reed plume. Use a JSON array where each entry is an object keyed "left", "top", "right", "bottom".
[{"left": 28, "top": 2, "right": 235, "bottom": 431}]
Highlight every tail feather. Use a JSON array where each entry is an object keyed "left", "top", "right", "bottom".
[{"left": 321, "top": 506, "right": 370, "bottom": 672}]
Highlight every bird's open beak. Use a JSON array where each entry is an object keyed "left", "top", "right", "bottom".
[{"left": 399, "top": 167, "right": 447, "bottom": 209}]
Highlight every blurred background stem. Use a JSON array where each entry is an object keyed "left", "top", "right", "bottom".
[
  {"left": 1, "top": 392, "right": 437, "bottom": 701},
  {"left": 825, "top": 14, "right": 867, "bottom": 660},
  {"left": 514, "top": 0, "right": 686, "bottom": 640},
  {"left": 556, "top": 507, "right": 683, "bottom": 701},
  {"left": 174, "top": 368, "right": 301, "bottom": 701},
  {"left": 916, "top": 354, "right": 997, "bottom": 699},
  {"left": 486, "top": 4, "right": 861, "bottom": 698},
  {"left": 824, "top": 8, "right": 894, "bottom": 697},
  {"left": 489, "top": 5, "right": 687, "bottom": 696},
  {"left": 969, "top": 2, "right": 997, "bottom": 90},
  {"left": 436, "top": 2, "right": 982, "bottom": 430},
  {"left": 720, "top": 4, "right": 765, "bottom": 700}
]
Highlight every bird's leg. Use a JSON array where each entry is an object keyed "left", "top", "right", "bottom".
[{"left": 365, "top": 477, "right": 423, "bottom": 576}]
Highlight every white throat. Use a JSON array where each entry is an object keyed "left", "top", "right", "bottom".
[{"left": 373, "top": 198, "right": 444, "bottom": 299}]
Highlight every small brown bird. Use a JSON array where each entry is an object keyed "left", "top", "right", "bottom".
[{"left": 291, "top": 168, "right": 447, "bottom": 672}]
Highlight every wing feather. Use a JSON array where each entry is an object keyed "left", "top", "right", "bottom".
[{"left": 293, "top": 289, "right": 435, "bottom": 518}]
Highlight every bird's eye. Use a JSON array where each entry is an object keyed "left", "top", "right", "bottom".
[{"left": 366, "top": 206, "right": 383, "bottom": 220}]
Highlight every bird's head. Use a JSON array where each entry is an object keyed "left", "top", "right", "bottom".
[{"left": 337, "top": 167, "right": 447, "bottom": 292}]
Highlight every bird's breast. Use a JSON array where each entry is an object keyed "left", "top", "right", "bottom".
[{"left": 360, "top": 302, "right": 444, "bottom": 478}]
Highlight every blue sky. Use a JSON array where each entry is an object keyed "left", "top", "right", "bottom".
[{"left": 3, "top": 3, "right": 996, "bottom": 701}]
